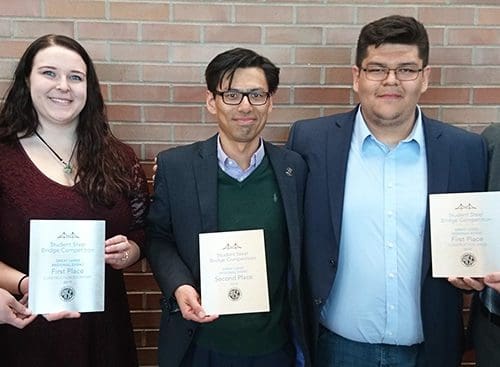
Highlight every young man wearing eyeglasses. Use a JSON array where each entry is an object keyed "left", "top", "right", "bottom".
[
  {"left": 287, "top": 15, "right": 487, "bottom": 367},
  {"left": 147, "top": 48, "right": 311, "bottom": 367}
]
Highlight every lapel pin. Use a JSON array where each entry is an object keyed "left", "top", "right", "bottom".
[{"left": 285, "top": 167, "right": 293, "bottom": 176}]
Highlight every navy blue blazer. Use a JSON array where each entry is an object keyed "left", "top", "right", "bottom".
[
  {"left": 146, "top": 135, "right": 311, "bottom": 367},
  {"left": 287, "top": 107, "right": 488, "bottom": 366}
]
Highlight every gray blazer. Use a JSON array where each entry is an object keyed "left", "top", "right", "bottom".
[{"left": 146, "top": 135, "right": 311, "bottom": 367}]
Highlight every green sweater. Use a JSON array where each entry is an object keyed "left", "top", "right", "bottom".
[{"left": 195, "top": 156, "right": 290, "bottom": 355}]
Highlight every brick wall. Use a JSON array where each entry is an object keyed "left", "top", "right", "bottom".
[{"left": 1, "top": 1, "right": 499, "bottom": 365}]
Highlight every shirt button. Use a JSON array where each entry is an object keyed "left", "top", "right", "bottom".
[
  {"left": 314, "top": 298, "right": 323, "bottom": 305},
  {"left": 329, "top": 258, "right": 336, "bottom": 266},
  {"left": 388, "top": 272, "right": 395, "bottom": 278},
  {"left": 387, "top": 211, "right": 393, "bottom": 217},
  {"left": 387, "top": 241, "right": 394, "bottom": 248},
  {"left": 387, "top": 331, "right": 393, "bottom": 336},
  {"left": 389, "top": 304, "right": 395, "bottom": 310}
]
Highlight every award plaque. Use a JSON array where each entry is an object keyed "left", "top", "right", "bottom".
[
  {"left": 199, "top": 229, "right": 270, "bottom": 315},
  {"left": 29, "top": 219, "right": 105, "bottom": 314},
  {"left": 429, "top": 192, "right": 500, "bottom": 277}
]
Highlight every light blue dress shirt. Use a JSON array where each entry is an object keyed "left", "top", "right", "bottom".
[
  {"left": 217, "top": 135, "right": 265, "bottom": 181},
  {"left": 320, "top": 107, "right": 427, "bottom": 346}
]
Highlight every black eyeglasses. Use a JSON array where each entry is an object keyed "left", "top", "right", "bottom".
[
  {"left": 361, "top": 66, "right": 423, "bottom": 81},
  {"left": 214, "top": 90, "right": 270, "bottom": 106}
]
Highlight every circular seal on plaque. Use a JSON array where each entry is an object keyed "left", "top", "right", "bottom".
[
  {"left": 460, "top": 252, "right": 476, "bottom": 267},
  {"left": 228, "top": 288, "right": 242, "bottom": 302},
  {"left": 60, "top": 286, "right": 76, "bottom": 302}
]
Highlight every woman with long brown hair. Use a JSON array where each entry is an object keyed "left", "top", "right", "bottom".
[{"left": 0, "top": 34, "right": 148, "bottom": 366}]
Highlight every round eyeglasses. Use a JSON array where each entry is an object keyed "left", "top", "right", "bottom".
[
  {"left": 361, "top": 66, "right": 423, "bottom": 81},
  {"left": 214, "top": 90, "right": 270, "bottom": 106}
]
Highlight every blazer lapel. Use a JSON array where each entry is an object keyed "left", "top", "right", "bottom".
[
  {"left": 424, "top": 118, "right": 450, "bottom": 195},
  {"left": 193, "top": 135, "right": 219, "bottom": 234},
  {"left": 265, "top": 142, "right": 301, "bottom": 274},
  {"left": 421, "top": 117, "right": 450, "bottom": 281},
  {"left": 327, "top": 109, "right": 356, "bottom": 246}
]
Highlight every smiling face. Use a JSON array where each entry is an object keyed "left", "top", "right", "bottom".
[
  {"left": 206, "top": 67, "right": 272, "bottom": 151},
  {"left": 352, "top": 43, "right": 430, "bottom": 133},
  {"left": 29, "top": 45, "right": 87, "bottom": 129}
]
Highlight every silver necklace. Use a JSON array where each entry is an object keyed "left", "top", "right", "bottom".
[{"left": 34, "top": 131, "right": 77, "bottom": 174}]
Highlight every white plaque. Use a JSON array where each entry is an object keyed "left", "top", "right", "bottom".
[
  {"left": 430, "top": 192, "right": 500, "bottom": 277},
  {"left": 29, "top": 220, "right": 105, "bottom": 313},
  {"left": 199, "top": 229, "right": 270, "bottom": 315}
]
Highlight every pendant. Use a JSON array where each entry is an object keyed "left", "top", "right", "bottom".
[{"left": 64, "top": 163, "right": 73, "bottom": 174}]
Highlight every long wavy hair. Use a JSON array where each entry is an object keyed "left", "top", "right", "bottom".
[{"left": 0, "top": 34, "right": 133, "bottom": 207}]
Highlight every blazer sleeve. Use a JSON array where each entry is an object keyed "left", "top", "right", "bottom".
[
  {"left": 146, "top": 151, "right": 196, "bottom": 298},
  {"left": 481, "top": 124, "right": 500, "bottom": 191}
]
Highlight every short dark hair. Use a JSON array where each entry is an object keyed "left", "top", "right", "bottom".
[
  {"left": 205, "top": 48, "right": 280, "bottom": 95},
  {"left": 355, "top": 15, "right": 429, "bottom": 67}
]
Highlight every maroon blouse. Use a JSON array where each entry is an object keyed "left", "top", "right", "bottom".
[{"left": 0, "top": 140, "right": 149, "bottom": 367}]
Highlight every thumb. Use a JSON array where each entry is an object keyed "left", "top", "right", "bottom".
[
  {"left": 196, "top": 308, "right": 206, "bottom": 318},
  {"left": 485, "top": 273, "right": 500, "bottom": 283},
  {"left": 186, "top": 294, "right": 205, "bottom": 318},
  {"left": 9, "top": 299, "right": 32, "bottom": 317}
]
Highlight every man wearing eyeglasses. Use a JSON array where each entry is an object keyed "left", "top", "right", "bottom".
[
  {"left": 287, "top": 15, "right": 487, "bottom": 367},
  {"left": 147, "top": 48, "right": 311, "bottom": 367}
]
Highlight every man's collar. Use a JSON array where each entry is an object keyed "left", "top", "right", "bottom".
[{"left": 354, "top": 106, "right": 425, "bottom": 152}]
